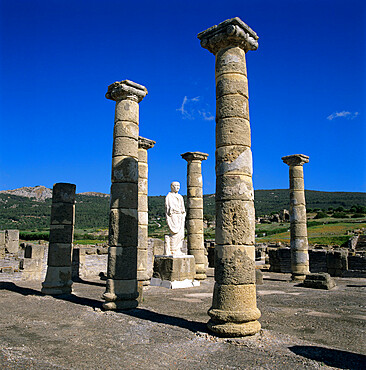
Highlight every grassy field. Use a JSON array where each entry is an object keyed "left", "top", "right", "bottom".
[{"left": 256, "top": 218, "right": 366, "bottom": 245}]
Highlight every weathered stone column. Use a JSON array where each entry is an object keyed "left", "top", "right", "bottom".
[
  {"left": 42, "top": 183, "right": 76, "bottom": 295},
  {"left": 198, "top": 17, "right": 261, "bottom": 336},
  {"left": 181, "top": 151, "right": 208, "bottom": 280},
  {"left": 102, "top": 80, "right": 147, "bottom": 310},
  {"left": 138, "top": 136, "right": 155, "bottom": 285},
  {"left": 282, "top": 154, "right": 310, "bottom": 281}
]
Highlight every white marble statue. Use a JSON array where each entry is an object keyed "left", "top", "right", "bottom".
[{"left": 165, "top": 181, "right": 186, "bottom": 256}]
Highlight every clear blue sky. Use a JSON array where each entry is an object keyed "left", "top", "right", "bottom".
[{"left": 0, "top": 0, "right": 365, "bottom": 195}]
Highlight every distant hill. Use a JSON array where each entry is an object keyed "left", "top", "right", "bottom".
[{"left": 0, "top": 186, "right": 365, "bottom": 230}]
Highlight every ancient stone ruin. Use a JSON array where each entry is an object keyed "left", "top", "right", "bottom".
[
  {"left": 102, "top": 79, "right": 147, "bottom": 310},
  {"left": 138, "top": 136, "right": 155, "bottom": 285},
  {"left": 42, "top": 183, "right": 76, "bottom": 295},
  {"left": 198, "top": 17, "right": 261, "bottom": 337},
  {"left": 181, "top": 151, "right": 209, "bottom": 280},
  {"left": 282, "top": 154, "right": 310, "bottom": 281}
]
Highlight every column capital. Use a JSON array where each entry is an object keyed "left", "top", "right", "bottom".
[
  {"left": 138, "top": 136, "right": 156, "bottom": 150},
  {"left": 106, "top": 80, "right": 148, "bottom": 102},
  {"left": 197, "top": 17, "right": 258, "bottom": 55},
  {"left": 282, "top": 154, "right": 309, "bottom": 166},
  {"left": 181, "top": 151, "right": 209, "bottom": 162}
]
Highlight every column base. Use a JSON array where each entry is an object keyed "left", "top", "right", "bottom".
[
  {"left": 102, "top": 278, "right": 139, "bottom": 310},
  {"left": 41, "top": 284, "right": 73, "bottom": 295},
  {"left": 207, "top": 319, "right": 261, "bottom": 337}
]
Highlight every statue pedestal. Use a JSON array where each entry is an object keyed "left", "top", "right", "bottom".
[{"left": 151, "top": 255, "right": 200, "bottom": 289}]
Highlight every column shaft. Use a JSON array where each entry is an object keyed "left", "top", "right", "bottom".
[
  {"left": 182, "top": 151, "right": 208, "bottom": 280},
  {"left": 42, "top": 183, "right": 76, "bottom": 295},
  {"left": 103, "top": 80, "right": 147, "bottom": 310},
  {"left": 138, "top": 136, "right": 155, "bottom": 285},
  {"left": 198, "top": 17, "right": 261, "bottom": 337},
  {"left": 282, "top": 154, "right": 310, "bottom": 281}
]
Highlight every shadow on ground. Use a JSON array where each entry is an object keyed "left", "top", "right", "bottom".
[
  {"left": 0, "top": 282, "right": 208, "bottom": 334},
  {"left": 289, "top": 345, "right": 366, "bottom": 370},
  {"left": 124, "top": 308, "right": 208, "bottom": 334}
]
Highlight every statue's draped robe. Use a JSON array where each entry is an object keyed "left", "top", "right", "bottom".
[{"left": 165, "top": 192, "right": 186, "bottom": 255}]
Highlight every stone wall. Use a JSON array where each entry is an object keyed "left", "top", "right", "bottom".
[
  {"left": 268, "top": 247, "right": 365, "bottom": 277},
  {"left": 72, "top": 247, "right": 108, "bottom": 280}
]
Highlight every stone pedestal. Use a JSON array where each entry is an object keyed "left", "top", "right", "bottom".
[
  {"left": 282, "top": 154, "right": 310, "bottom": 281},
  {"left": 151, "top": 255, "right": 199, "bottom": 289},
  {"left": 303, "top": 273, "right": 336, "bottom": 290},
  {"left": 103, "top": 80, "right": 147, "bottom": 310},
  {"left": 5, "top": 230, "right": 19, "bottom": 254},
  {"left": 42, "top": 183, "right": 76, "bottom": 295},
  {"left": 198, "top": 17, "right": 261, "bottom": 337},
  {"left": 138, "top": 136, "right": 155, "bottom": 285},
  {"left": 20, "top": 245, "right": 45, "bottom": 281},
  {"left": 181, "top": 151, "right": 208, "bottom": 280}
]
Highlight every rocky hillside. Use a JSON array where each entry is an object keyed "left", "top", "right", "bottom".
[{"left": 0, "top": 186, "right": 52, "bottom": 201}]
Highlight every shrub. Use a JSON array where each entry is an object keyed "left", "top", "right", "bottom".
[
  {"left": 351, "top": 213, "right": 365, "bottom": 218},
  {"left": 333, "top": 212, "right": 348, "bottom": 218},
  {"left": 314, "top": 211, "right": 328, "bottom": 219}
]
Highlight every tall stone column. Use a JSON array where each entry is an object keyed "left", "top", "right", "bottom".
[
  {"left": 103, "top": 80, "right": 148, "bottom": 310},
  {"left": 42, "top": 183, "right": 76, "bottom": 295},
  {"left": 282, "top": 154, "right": 310, "bottom": 281},
  {"left": 181, "top": 151, "right": 208, "bottom": 280},
  {"left": 198, "top": 17, "right": 261, "bottom": 337},
  {"left": 138, "top": 136, "right": 155, "bottom": 285}
]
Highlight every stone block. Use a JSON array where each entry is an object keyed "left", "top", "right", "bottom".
[
  {"left": 110, "top": 182, "right": 138, "bottom": 209},
  {"left": 103, "top": 278, "right": 138, "bottom": 301},
  {"left": 187, "top": 197, "right": 203, "bottom": 209},
  {"left": 112, "top": 136, "right": 138, "bottom": 158},
  {"left": 138, "top": 212, "right": 148, "bottom": 226},
  {"left": 216, "top": 73, "right": 248, "bottom": 99},
  {"left": 186, "top": 208, "right": 203, "bottom": 220},
  {"left": 113, "top": 120, "right": 139, "bottom": 140},
  {"left": 256, "top": 269, "right": 263, "bottom": 285},
  {"left": 138, "top": 149, "right": 148, "bottom": 163},
  {"left": 52, "top": 183, "right": 76, "bottom": 204},
  {"left": 216, "top": 200, "right": 255, "bottom": 245},
  {"left": 187, "top": 161, "right": 202, "bottom": 174},
  {"left": 290, "top": 237, "right": 308, "bottom": 251},
  {"left": 109, "top": 208, "right": 138, "bottom": 247},
  {"left": 107, "top": 246, "right": 137, "bottom": 280},
  {"left": 138, "top": 162, "right": 148, "bottom": 179},
  {"left": 187, "top": 187, "right": 203, "bottom": 198},
  {"left": 289, "top": 190, "right": 306, "bottom": 206},
  {"left": 215, "top": 46, "right": 246, "bottom": 77},
  {"left": 216, "top": 94, "right": 249, "bottom": 120},
  {"left": 290, "top": 177, "right": 304, "bottom": 190},
  {"left": 24, "top": 244, "right": 45, "bottom": 259},
  {"left": 112, "top": 156, "right": 138, "bottom": 183},
  {"left": 115, "top": 99, "right": 139, "bottom": 124},
  {"left": 216, "top": 174, "right": 253, "bottom": 201},
  {"left": 187, "top": 219, "right": 203, "bottom": 234},
  {"left": 210, "top": 283, "right": 260, "bottom": 314},
  {"left": 187, "top": 173, "right": 202, "bottom": 187},
  {"left": 153, "top": 255, "right": 195, "bottom": 282},
  {"left": 214, "top": 245, "right": 255, "bottom": 285},
  {"left": 48, "top": 243, "right": 73, "bottom": 267},
  {"left": 49, "top": 225, "right": 74, "bottom": 244},
  {"left": 216, "top": 146, "right": 252, "bottom": 176},
  {"left": 189, "top": 249, "right": 207, "bottom": 264},
  {"left": 327, "top": 250, "right": 348, "bottom": 276},
  {"left": 42, "top": 266, "right": 73, "bottom": 295},
  {"left": 290, "top": 222, "right": 307, "bottom": 238},
  {"left": 289, "top": 166, "right": 303, "bottom": 179},
  {"left": 50, "top": 203, "right": 75, "bottom": 225},
  {"left": 138, "top": 178, "right": 148, "bottom": 195},
  {"left": 303, "top": 273, "right": 336, "bottom": 290},
  {"left": 137, "top": 249, "right": 148, "bottom": 271},
  {"left": 290, "top": 205, "right": 306, "bottom": 223},
  {"left": 138, "top": 195, "right": 148, "bottom": 213},
  {"left": 216, "top": 117, "right": 251, "bottom": 147}
]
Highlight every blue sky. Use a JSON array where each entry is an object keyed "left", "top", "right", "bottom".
[{"left": 0, "top": 0, "right": 365, "bottom": 196}]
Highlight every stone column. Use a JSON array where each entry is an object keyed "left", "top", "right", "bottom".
[
  {"left": 282, "top": 154, "right": 310, "bottom": 281},
  {"left": 198, "top": 17, "right": 261, "bottom": 337},
  {"left": 138, "top": 136, "right": 155, "bottom": 285},
  {"left": 42, "top": 183, "right": 76, "bottom": 295},
  {"left": 181, "top": 151, "right": 208, "bottom": 280},
  {"left": 102, "top": 80, "right": 148, "bottom": 310}
]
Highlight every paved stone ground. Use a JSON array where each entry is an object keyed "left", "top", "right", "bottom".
[{"left": 0, "top": 270, "right": 365, "bottom": 369}]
